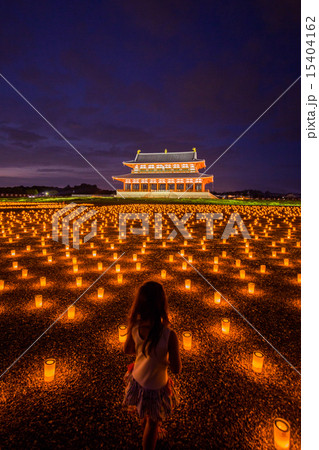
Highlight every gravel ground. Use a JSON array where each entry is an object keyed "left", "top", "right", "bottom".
[{"left": 0, "top": 203, "right": 301, "bottom": 449}]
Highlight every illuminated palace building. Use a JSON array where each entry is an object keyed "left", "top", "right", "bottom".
[{"left": 113, "top": 148, "right": 215, "bottom": 198}]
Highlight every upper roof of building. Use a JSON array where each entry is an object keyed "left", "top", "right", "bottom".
[
  {"left": 113, "top": 172, "right": 213, "bottom": 180},
  {"left": 124, "top": 149, "right": 204, "bottom": 164}
]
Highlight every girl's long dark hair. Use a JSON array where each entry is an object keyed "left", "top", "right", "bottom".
[{"left": 128, "top": 281, "right": 169, "bottom": 356}]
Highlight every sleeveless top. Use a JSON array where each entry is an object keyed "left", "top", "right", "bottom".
[{"left": 132, "top": 324, "right": 171, "bottom": 390}]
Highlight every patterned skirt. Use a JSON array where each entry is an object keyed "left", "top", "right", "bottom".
[{"left": 123, "top": 364, "right": 179, "bottom": 422}]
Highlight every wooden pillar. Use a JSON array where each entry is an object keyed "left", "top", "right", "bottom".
[
  {"left": 174, "top": 179, "right": 177, "bottom": 192},
  {"left": 165, "top": 179, "right": 168, "bottom": 191},
  {"left": 193, "top": 181, "right": 195, "bottom": 192},
  {"left": 184, "top": 181, "right": 186, "bottom": 191},
  {"left": 202, "top": 181, "right": 205, "bottom": 192}
]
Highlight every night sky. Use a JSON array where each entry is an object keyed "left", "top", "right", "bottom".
[{"left": 0, "top": 0, "right": 300, "bottom": 193}]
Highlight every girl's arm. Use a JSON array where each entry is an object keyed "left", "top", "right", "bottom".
[
  {"left": 123, "top": 329, "right": 135, "bottom": 355},
  {"left": 168, "top": 330, "right": 182, "bottom": 374}
]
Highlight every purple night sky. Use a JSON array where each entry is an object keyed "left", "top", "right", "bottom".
[{"left": 0, "top": 0, "right": 300, "bottom": 193}]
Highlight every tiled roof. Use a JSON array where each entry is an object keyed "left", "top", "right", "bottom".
[
  {"left": 124, "top": 151, "right": 204, "bottom": 163},
  {"left": 113, "top": 172, "right": 213, "bottom": 179}
]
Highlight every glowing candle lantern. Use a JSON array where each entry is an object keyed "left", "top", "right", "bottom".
[
  {"left": 272, "top": 251, "right": 277, "bottom": 258},
  {"left": 68, "top": 305, "right": 75, "bottom": 319},
  {"left": 76, "top": 277, "right": 82, "bottom": 287},
  {"left": 297, "top": 273, "right": 301, "bottom": 283},
  {"left": 0, "top": 280, "right": 5, "bottom": 290},
  {"left": 98, "top": 287, "right": 104, "bottom": 299},
  {"left": 185, "top": 279, "right": 191, "bottom": 290},
  {"left": 118, "top": 324, "right": 127, "bottom": 342},
  {"left": 73, "top": 264, "right": 78, "bottom": 273},
  {"left": 110, "top": 244, "right": 114, "bottom": 250},
  {"left": 182, "top": 331, "right": 192, "bottom": 350},
  {"left": 161, "top": 269, "right": 166, "bottom": 279},
  {"left": 90, "top": 242, "right": 94, "bottom": 248},
  {"left": 182, "top": 262, "right": 187, "bottom": 270},
  {"left": 72, "top": 257, "right": 77, "bottom": 264},
  {"left": 133, "top": 254, "right": 137, "bottom": 262},
  {"left": 22, "top": 269, "right": 28, "bottom": 278},
  {"left": 141, "top": 248, "right": 145, "bottom": 254},
  {"left": 98, "top": 262, "right": 103, "bottom": 271},
  {"left": 214, "top": 292, "right": 221, "bottom": 304},
  {"left": 284, "top": 259, "right": 289, "bottom": 266},
  {"left": 44, "top": 359, "right": 56, "bottom": 382},
  {"left": 40, "top": 277, "right": 46, "bottom": 287},
  {"left": 213, "top": 264, "right": 218, "bottom": 273},
  {"left": 47, "top": 256, "right": 52, "bottom": 263},
  {"left": 240, "top": 270, "right": 245, "bottom": 279},
  {"left": 66, "top": 251, "right": 70, "bottom": 258},
  {"left": 35, "top": 294, "right": 43, "bottom": 308},
  {"left": 280, "top": 238, "right": 285, "bottom": 243},
  {"left": 116, "top": 264, "right": 120, "bottom": 273},
  {"left": 117, "top": 274, "right": 123, "bottom": 284},
  {"left": 252, "top": 351, "right": 264, "bottom": 373},
  {"left": 296, "top": 241, "right": 300, "bottom": 248},
  {"left": 236, "top": 259, "right": 241, "bottom": 267},
  {"left": 202, "top": 244, "right": 206, "bottom": 250},
  {"left": 12, "top": 261, "right": 18, "bottom": 269},
  {"left": 184, "top": 240, "right": 187, "bottom": 246},
  {"left": 26, "top": 245, "right": 31, "bottom": 251},
  {"left": 245, "top": 248, "right": 249, "bottom": 254},
  {"left": 214, "top": 257, "right": 219, "bottom": 264},
  {"left": 281, "top": 247, "right": 286, "bottom": 254},
  {"left": 42, "top": 249, "right": 47, "bottom": 256},
  {"left": 273, "top": 418, "right": 290, "bottom": 450},
  {"left": 221, "top": 318, "right": 230, "bottom": 334},
  {"left": 188, "top": 255, "right": 193, "bottom": 263},
  {"left": 248, "top": 282, "right": 255, "bottom": 294},
  {"left": 222, "top": 251, "right": 226, "bottom": 258},
  {"left": 136, "top": 262, "right": 141, "bottom": 271},
  {"left": 113, "top": 253, "right": 118, "bottom": 260},
  {"left": 260, "top": 265, "right": 266, "bottom": 273},
  {"left": 11, "top": 250, "right": 15, "bottom": 256},
  {"left": 162, "top": 241, "right": 166, "bottom": 247},
  {"left": 142, "top": 242, "right": 146, "bottom": 248},
  {"left": 92, "top": 250, "right": 97, "bottom": 257},
  {"left": 222, "top": 239, "right": 226, "bottom": 244}
]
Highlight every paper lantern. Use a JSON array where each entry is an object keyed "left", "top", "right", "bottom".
[
  {"left": 273, "top": 418, "right": 290, "bottom": 450},
  {"left": 90, "top": 242, "right": 94, "bottom": 248},
  {"left": 68, "top": 305, "right": 75, "bottom": 319},
  {"left": 133, "top": 254, "right": 137, "bottom": 262},
  {"left": 202, "top": 244, "right": 206, "bottom": 250},
  {"left": 92, "top": 250, "right": 97, "bottom": 257},
  {"left": 213, "top": 264, "right": 218, "bottom": 273},
  {"left": 44, "top": 359, "right": 56, "bottom": 382},
  {"left": 11, "top": 250, "right": 15, "bottom": 256},
  {"left": 72, "top": 264, "right": 78, "bottom": 273},
  {"left": 169, "top": 254, "right": 174, "bottom": 262},
  {"left": 188, "top": 255, "right": 193, "bottom": 263},
  {"left": 221, "top": 318, "right": 230, "bottom": 334},
  {"left": 26, "top": 245, "right": 31, "bottom": 251},
  {"left": 185, "top": 279, "right": 191, "bottom": 290},
  {"left": 0, "top": 280, "right": 4, "bottom": 291},
  {"left": 40, "top": 276, "right": 46, "bottom": 287},
  {"left": 184, "top": 240, "right": 187, "bottom": 246},
  {"left": 113, "top": 253, "right": 118, "bottom": 260},
  {"left": 116, "top": 264, "right": 120, "bottom": 273},
  {"left": 141, "top": 248, "right": 145, "bottom": 254},
  {"left": 214, "top": 257, "right": 219, "bottom": 264},
  {"left": 35, "top": 294, "right": 43, "bottom": 308},
  {"left": 182, "top": 262, "right": 187, "bottom": 270},
  {"left": 248, "top": 252, "right": 253, "bottom": 258},
  {"left": 245, "top": 248, "right": 249, "bottom": 254},
  {"left": 240, "top": 270, "right": 245, "bottom": 279},
  {"left": 248, "top": 282, "right": 255, "bottom": 294},
  {"left": 236, "top": 259, "right": 241, "bottom": 267},
  {"left": 281, "top": 247, "right": 286, "bottom": 253},
  {"left": 214, "top": 292, "right": 221, "bottom": 304},
  {"left": 117, "top": 274, "right": 123, "bottom": 283},
  {"left": 272, "top": 251, "right": 277, "bottom": 258},
  {"left": 47, "top": 256, "right": 52, "bottom": 263},
  {"left": 272, "top": 241, "right": 276, "bottom": 247},
  {"left": 260, "top": 265, "right": 266, "bottom": 273},
  {"left": 252, "top": 351, "right": 264, "bottom": 373},
  {"left": 161, "top": 270, "right": 166, "bottom": 279},
  {"left": 284, "top": 259, "right": 289, "bottom": 266},
  {"left": 280, "top": 238, "right": 285, "bottom": 243},
  {"left": 66, "top": 251, "right": 70, "bottom": 258},
  {"left": 180, "top": 249, "right": 185, "bottom": 256},
  {"left": 296, "top": 241, "right": 300, "bottom": 248},
  {"left": 72, "top": 257, "right": 77, "bottom": 264},
  {"left": 162, "top": 241, "right": 166, "bottom": 247},
  {"left": 42, "top": 249, "right": 47, "bottom": 256},
  {"left": 98, "top": 262, "right": 103, "bottom": 271},
  {"left": 76, "top": 277, "right": 82, "bottom": 287},
  {"left": 118, "top": 324, "right": 127, "bottom": 342},
  {"left": 182, "top": 331, "right": 192, "bottom": 350},
  {"left": 98, "top": 287, "right": 104, "bottom": 299},
  {"left": 110, "top": 244, "right": 114, "bottom": 249},
  {"left": 297, "top": 273, "right": 301, "bottom": 283},
  {"left": 22, "top": 269, "right": 28, "bottom": 278},
  {"left": 222, "top": 251, "right": 226, "bottom": 258},
  {"left": 136, "top": 262, "right": 141, "bottom": 271},
  {"left": 12, "top": 261, "right": 18, "bottom": 269}
]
